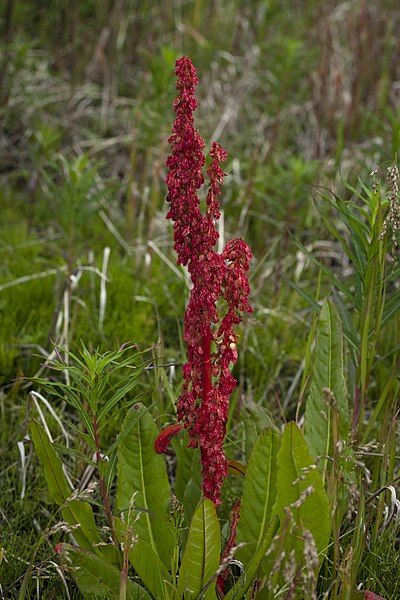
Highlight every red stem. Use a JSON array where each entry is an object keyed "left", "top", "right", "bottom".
[
  {"left": 92, "top": 416, "right": 118, "bottom": 547},
  {"left": 200, "top": 327, "right": 213, "bottom": 485},
  {"left": 202, "top": 326, "right": 212, "bottom": 404}
]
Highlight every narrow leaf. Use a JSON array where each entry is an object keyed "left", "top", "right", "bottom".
[
  {"left": 30, "top": 421, "right": 102, "bottom": 551},
  {"left": 98, "top": 367, "right": 145, "bottom": 424}
]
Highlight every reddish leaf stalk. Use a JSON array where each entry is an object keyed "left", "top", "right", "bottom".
[
  {"left": 92, "top": 416, "right": 118, "bottom": 547},
  {"left": 157, "top": 56, "right": 252, "bottom": 504},
  {"left": 217, "top": 499, "right": 241, "bottom": 593}
]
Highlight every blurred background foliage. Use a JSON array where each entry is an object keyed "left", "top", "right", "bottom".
[
  {"left": 1, "top": 0, "right": 400, "bottom": 597},
  {"left": 1, "top": 0, "right": 399, "bottom": 380}
]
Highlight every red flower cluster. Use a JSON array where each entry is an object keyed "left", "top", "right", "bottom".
[{"left": 160, "top": 56, "right": 252, "bottom": 504}]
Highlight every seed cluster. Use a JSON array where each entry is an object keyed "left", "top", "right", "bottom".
[
  {"left": 165, "top": 56, "right": 252, "bottom": 504},
  {"left": 381, "top": 163, "right": 400, "bottom": 248}
]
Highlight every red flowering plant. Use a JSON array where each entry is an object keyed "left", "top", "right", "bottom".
[
  {"left": 155, "top": 56, "right": 252, "bottom": 505},
  {"left": 30, "top": 55, "right": 348, "bottom": 600}
]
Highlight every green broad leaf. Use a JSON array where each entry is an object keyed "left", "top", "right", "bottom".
[
  {"left": 180, "top": 473, "right": 203, "bottom": 553},
  {"left": 63, "top": 545, "right": 151, "bottom": 599},
  {"left": 128, "top": 542, "right": 171, "bottom": 600},
  {"left": 107, "top": 402, "right": 158, "bottom": 457},
  {"left": 182, "top": 461, "right": 202, "bottom": 528},
  {"left": 242, "top": 401, "right": 276, "bottom": 461},
  {"left": 116, "top": 403, "right": 174, "bottom": 568},
  {"left": 304, "top": 300, "right": 349, "bottom": 460},
  {"left": 273, "top": 422, "right": 330, "bottom": 557},
  {"left": 177, "top": 499, "right": 221, "bottom": 600},
  {"left": 172, "top": 431, "right": 201, "bottom": 527},
  {"left": 173, "top": 431, "right": 200, "bottom": 501},
  {"left": 114, "top": 517, "right": 170, "bottom": 599},
  {"left": 236, "top": 427, "right": 280, "bottom": 569},
  {"left": 30, "top": 421, "right": 102, "bottom": 551},
  {"left": 61, "top": 500, "right": 103, "bottom": 553}
]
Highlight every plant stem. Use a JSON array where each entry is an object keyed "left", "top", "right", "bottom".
[
  {"left": 119, "top": 548, "right": 129, "bottom": 600},
  {"left": 92, "top": 416, "right": 118, "bottom": 548},
  {"left": 202, "top": 326, "right": 213, "bottom": 404},
  {"left": 329, "top": 397, "right": 341, "bottom": 599},
  {"left": 200, "top": 326, "right": 213, "bottom": 475}
]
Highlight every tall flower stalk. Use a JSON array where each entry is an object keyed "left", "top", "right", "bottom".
[{"left": 158, "top": 56, "right": 252, "bottom": 504}]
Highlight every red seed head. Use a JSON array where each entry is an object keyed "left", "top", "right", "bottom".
[{"left": 166, "top": 57, "right": 252, "bottom": 504}]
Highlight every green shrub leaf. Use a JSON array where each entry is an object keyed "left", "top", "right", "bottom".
[{"left": 127, "top": 541, "right": 171, "bottom": 600}]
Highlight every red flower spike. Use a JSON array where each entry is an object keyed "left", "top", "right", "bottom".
[
  {"left": 154, "top": 423, "right": 184, "bottom": 454},
  {"left": 166, "top": 56, "right": 252, "bottom": 504}
]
